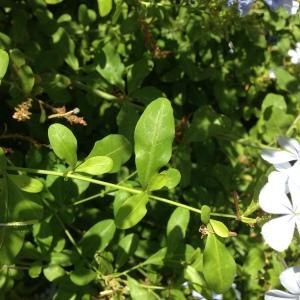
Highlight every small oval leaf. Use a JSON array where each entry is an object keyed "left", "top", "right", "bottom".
[
  {"left": 97, "top": 0, "right": 113, "bottom": 17},
  {"left": 210, "top": 219, "right": 230, "bottom": 238},
  {"left": 201, "top": 205, "right": 211, "bottom": 225},
  {"left": 75, "top": 156, "right": 113, "bottom": 175},
  {"left": 48, "top": 123, "right": 77, "bottom": 169},
  {"left": 115, "top": 193, "right": 149, "bottom": 229}
]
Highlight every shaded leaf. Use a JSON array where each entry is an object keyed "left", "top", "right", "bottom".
[
  {"left": 88, "top": 134, "right": 132, "bottom": 173},
  {"left": 79, "top": 219, "right": 116, "bottom": 257},
  {"left": 8, "top": 174, "right": 43, "bottom": 193},
  {"left": 115, "top": 193, "right": 149, "bottom": 229}
]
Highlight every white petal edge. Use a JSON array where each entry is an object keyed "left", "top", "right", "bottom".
[
  {"left": 279, "top": 267, "right": 300, "bottom": 294},
  {"left": 288, "top": 181, "right": 300, "bottom": 213},
  {"left": 261, "top": 150, "right": 296, "bottom": 165},
  {"left": 261, "top": 215, "right": 296, "bottom": 252},
  {"left": 278, "top": 137, "right": 300, "bottom": 157},
  {"left": 259, "top": 182, "right": 292, "bottom": 214},
  {"left": 265, "top": 289, "right": 298, "bottom": 300}
]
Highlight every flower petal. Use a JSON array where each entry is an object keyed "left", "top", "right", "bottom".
[
  {"left": 278, "top": 137, "right": 300, "bottom": 157},
  {"left": 261, "top": 150, "right": 296, "bottom": 165},
  {"left": 265, "top": 289, "right": 298, "bottom": 300},
  {"left": 288, "top": 180, "right": 300, "bottom": 213},
  {"left": 259, "top": 181, "right": 292, "bottom": 214},
  {"left": 261, "top": 215, "right": 295, "bottom": 252},
  {"left": 279, "top": 267, "right": 300, "bottom": 294}
]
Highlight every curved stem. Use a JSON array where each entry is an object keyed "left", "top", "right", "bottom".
[{"left": 7, "top": 166, "right": 238, "bottom": 220}]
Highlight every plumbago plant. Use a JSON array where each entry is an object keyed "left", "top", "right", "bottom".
[{"left": 2, "top": 0, "right": 300, "bottom": 299}]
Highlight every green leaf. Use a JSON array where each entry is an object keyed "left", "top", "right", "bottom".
[
  {"left": 48, "top": 123, "right": 78, "bottom": 169},
  {"left": 116, "top": 233, "right": 139, "bottom": 269},
  {"left": 148, "top": 168, "right": 181, "bottom": 191},
  {"left": 45, "top": 0, "right": 64, "bottom": 4},
  {"left": 78, "top": 4, "right": 97, "bottom": 26},
  {"left": 115, "top": 193, "right": 149, "bottom": 229},
  {"left": 209, "top": 219, "right": 230, "bottom": 238},
  {"left": 167, "top": 207, "right": 190, "bottom": 251},
  {"left": 135, "top": 98, "right": 175, "bottom": 187},
  {"left": 201, "top": 205, "right": 211, "bottom": 225},
  {"left": 0, "top": 229, "right": 25, "bottom": 264},
  {"left": 97, "top": 0, "right": 113, "bottom": 17},
  {"left": 70, "top": 264, "right": 96, "bottom": 286},
  {"left": 185, "top": 265, "right": 205, "bottom": 293},
  {"left": 17, "top": 65, "right": 35, "bottom": 95},
  {"left": 75, "top": 156, "right": 113, "bottom": 175},
  {"left": 127, "top": 56, "right": 154, "bottom": 94},
  {"left": 43, "top": 264, "right": 65, "bottom": 281},
  {"left": 0, "top": 49, "right": 9, "bottom": 83},
  {"left": 8, "top": 174, "right": 43, "bottom": 193},
  {"left": 79, "top": 219, "right": 116, "bottom": 256},
  {"left": 87, "top": 134, "right": 132, "bottom": 173},
  {"left": 96, "top": 43, "right": 125, "bottom": 88},
  {"left": 127, "top": 276, "right": 157, "bottom": 300},
  {"left": 28, "top": 261, "right": 42, "bottom": 278},
  {"left": 144, "top": 247, "right": 167, "bottom": 266},
  {"left": 203, "top": 233, "right": 236, "bottom": 293}
]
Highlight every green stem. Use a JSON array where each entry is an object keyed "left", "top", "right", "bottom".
[
  {"left": 7, "top": 166, "right": 238, "bottom": 220},
  {"left": 286, "top": 112, "right": 300, "bottom": 136},
  {"left": 72, "top": 80, "right": 118, "bottom": 101}
]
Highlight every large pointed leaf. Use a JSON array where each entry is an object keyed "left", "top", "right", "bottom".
[
  {"left": 203, "top": 233, "right": 236, "bottom": 293},
  {"left": 115, "top": 193, "right": 149, "bottom": 229},
  {"left": 87, "top": 134, "right": 132, "bottom": 173},
  {"left": 48, "top": 123, "right": 77, "bottom": 169},
  {"left": 74, "top": 156, "right": 113, "bottom": 175},
  {"left": 134, "top": 98, "right": 175, "bottom": 187}
]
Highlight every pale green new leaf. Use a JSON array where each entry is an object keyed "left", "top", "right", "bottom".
[
  {"left": 97, "top": 0, "right": 113, "bottom": 17},
  {"left": 115, "top": 193, "right": 149, "bottom": 229},
  {"left": 203, "top": 233, "right": 236, "bottom": 293},
  {"left": 209, "top": 219, "right": 230, "bottom": 238},
  {"left": 135, "top": 98, "right": 175, "bottom": 187},
  {"left": 48, "top": 123, "right": 77, "bottom": 169},
  {"left": 75, "top": 156, "right": 113, "bottom": 175}
]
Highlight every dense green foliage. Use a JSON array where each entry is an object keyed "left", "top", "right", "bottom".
[{"left": 1, "top": 0, "right": 300, "bottom": 299}]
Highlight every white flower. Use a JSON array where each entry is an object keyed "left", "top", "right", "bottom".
[
  {"left": 191, "top": 290, "right": 207, "bottom": 300},
  {"left": 288, "top": 43, "right": 300, "bottom": 64},
  {"left": 261, "top": 137, "right": 300, "bottom": 171},
  {"left": 269, "top": 69, "right": 276, "bottom": 80},
  {"left": 259, "top": 177, "right": 300, "bottom": 251},
  {"left": 265, "top": 266, "right": 300, "bottom": 299},
  {"left": 291, "top": 0, "right": 299, "bottom": 14}
]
